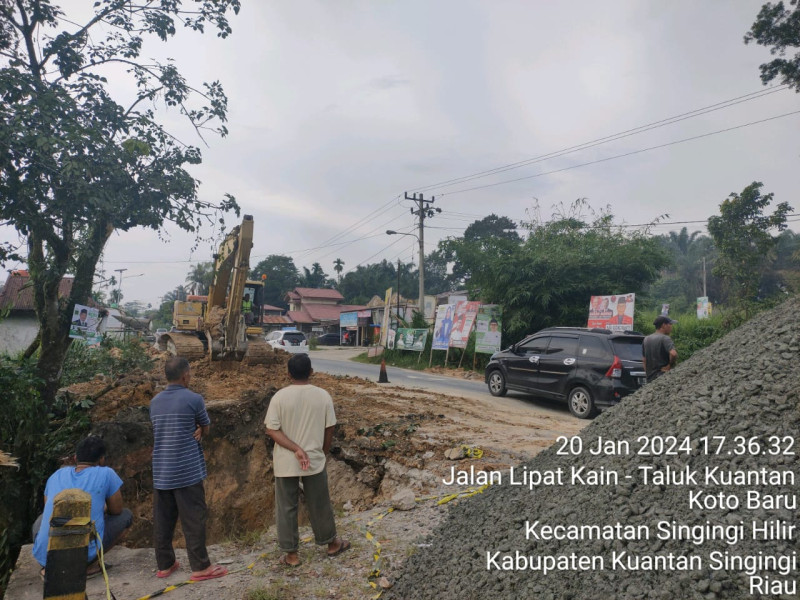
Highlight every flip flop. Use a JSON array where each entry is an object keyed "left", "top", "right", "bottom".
[
  {"left": 156, "top": 560, "right": 180, "bottom": 578},
  {"left": 279, "top": 555, "right": 301, "bottom": 568},
  {"left": 327, "top": 538, "right": 351, "bottom": 558},
  {"left": 189, "top": 564, "right": 228, "bottom": 581}
]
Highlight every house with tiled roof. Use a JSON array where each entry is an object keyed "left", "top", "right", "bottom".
[
  {"left": 283, "top": 287, "right": 365, "bottom": 334},
  {"left": 0, "top": 270, "right": 75, "bottom": 355}
]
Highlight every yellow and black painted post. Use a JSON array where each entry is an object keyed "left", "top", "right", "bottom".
[{"left": 43, "top": 488, "right": 92, "bottom": 600}]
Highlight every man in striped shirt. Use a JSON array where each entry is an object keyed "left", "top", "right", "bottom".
[{"left": 149, "top": 357, "right": 227, "bottom": 581}]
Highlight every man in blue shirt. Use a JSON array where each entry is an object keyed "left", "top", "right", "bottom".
[
  {"left": 150, "top": 357, "right": 227, "bottom": 581},
  {"left": 32, "top": 436, "right": 133, "bottom": 575}
]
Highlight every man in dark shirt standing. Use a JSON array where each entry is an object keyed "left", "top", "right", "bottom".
[
  {"left": 149, "top": 357, "right": 227, "bottom": 581},
  {"left": 642, "top": 316, "right": 678, "bottom": 383}
]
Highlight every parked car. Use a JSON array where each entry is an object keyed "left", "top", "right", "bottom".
[
  {"left": 315, "top": 332, "right": 341, "bottom": 346},
  {"left": 265, "top": 330, "right": 309, "bottom": 354},
  {"left": 484, "top": 327, "right": 646, "bottom": 419}
]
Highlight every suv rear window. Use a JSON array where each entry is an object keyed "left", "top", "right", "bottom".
[
  {"left": 283, "top": 332, "right": 305, "bottom": 343},
  {"left": 578, "top": 335, "right": 609, "bottom": 359},
  {"left": 611, "top": 338, "right": 644, "bottom": 361}
]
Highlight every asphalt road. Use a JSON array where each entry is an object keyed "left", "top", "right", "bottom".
[{"left": 307, "top": 348, "right": 572, "bottom": 417}]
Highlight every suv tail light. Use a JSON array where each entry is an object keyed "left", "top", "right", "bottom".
[
  {"left": 605, "top": 355, "right": 622, "bottom": 378},
  {"left": 280, "top": 339, "right": 286, "bottom": 346}
]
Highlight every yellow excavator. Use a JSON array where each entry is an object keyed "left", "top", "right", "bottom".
[{"left": 158, "top": 215, "right": 272, "bottom": 364}]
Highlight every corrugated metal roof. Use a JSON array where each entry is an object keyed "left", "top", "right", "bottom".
[{"left": 0, "top": 272, "right": 75, "bottom": 312}]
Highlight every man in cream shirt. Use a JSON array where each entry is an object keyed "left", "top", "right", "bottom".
[{"left": 265, "top": 354, "right": 350, "bottom": 567}]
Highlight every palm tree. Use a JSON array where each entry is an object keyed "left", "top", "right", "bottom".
[
  {"left": 109, "top": 288, "right": 123, "bottom": 305},
  {"left": 333, "top": 258, "right": 344, "bottom": 286},
  {"left": 185, "top": 262, "right": 215, "bottom": 295}
]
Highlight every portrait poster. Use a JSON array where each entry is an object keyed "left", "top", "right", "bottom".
[
  {"left": 69, "top": 303, "right": 102, "bottom": 344},
  {"left": 432, "top": 304, "right": 454, "bottom": 351},
  {"left": 697, "top": 296, "right": 711, "bottom": 320},
  {"left": 475, "top": 305, "right": 503, "bottom": 354},
  {"left": 395, "top": 328, "right": 428, "bottom": 352},
  {"left": 449, "top": 301, "right": 480, "bottom": 349},
  {"left": 587, "top": 293, "right": 635, "bottom": 333}
]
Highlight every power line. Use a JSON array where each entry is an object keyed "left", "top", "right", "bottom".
[
  {"left": 406, "top": 85, "right": 790, "bottom": 194},
  {"left": 439, "top": 110, "right": 800, "bottom": 196}
]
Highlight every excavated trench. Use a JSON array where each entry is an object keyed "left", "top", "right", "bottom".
[{"left": 68, "top": 354, "right": 448, "bottom": 549}]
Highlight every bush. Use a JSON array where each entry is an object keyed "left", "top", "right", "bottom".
[
  {"left": 61, "top": 337, "right": 154, "bottom": 385},
  {"left": 635, "top": 306, "right": 750, "bottom": 362},
  {"left": 0, "top": 359, "right": 91, "bottom": 594}
]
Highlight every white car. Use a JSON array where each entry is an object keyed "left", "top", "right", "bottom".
[{"left": 265, "top": 330, "right": 309, "bottom": 354}]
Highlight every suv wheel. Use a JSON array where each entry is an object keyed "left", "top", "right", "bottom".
[
  {"left": 568, "top": 386, "right": 596, "bottom": 419},
  {"left": 487, "top": 370, "right": 507, "bottom": 397}
]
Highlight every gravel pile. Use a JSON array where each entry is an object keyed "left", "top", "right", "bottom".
[{"left": 388, "top": 297, "right": 799, "bottom": 599}]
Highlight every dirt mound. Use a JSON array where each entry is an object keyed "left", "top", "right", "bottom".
[
  {"left": 63, "top": 350, "right": 461, "bottom": 549},
  {"left": 387, "top": 297, "right": 800, "bottom": 599}
]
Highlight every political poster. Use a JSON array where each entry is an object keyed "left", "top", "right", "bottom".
[
  {"left": 69, "top": 303, "right": 102, "bottom": 344},
  {"left": 588, "top": 293, "right": 635, "bottom": 333},
  {"left": 475, "top": 305, "right": 503, "bottom": 354},
  {"left": 697, "top": 296, "right": 712, "bottom": 320},
  {"left": 449, "top": 301, "right": 480, "bottom": 349},
  {"left": 395, "top": 328, "right": 428, "bottom": 352},
  {"left": 432, "top": 304, "right": 454, "bottom": 351}
]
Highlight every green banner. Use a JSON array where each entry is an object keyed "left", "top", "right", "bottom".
[{"left": 394, "top": 328, "right": 428, "bottom": 352}]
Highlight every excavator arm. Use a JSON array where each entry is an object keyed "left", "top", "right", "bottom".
[{"left": 206, "top": 215, "right": 255, "bottom": 360}]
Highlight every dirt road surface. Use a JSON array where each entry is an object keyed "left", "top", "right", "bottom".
[{"left": 7, "top": 350, "right": 586, "bottom": 600}]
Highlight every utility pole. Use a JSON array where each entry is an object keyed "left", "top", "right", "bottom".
[
  {"left": 397, "top": 259, "right": 401, "bottom": 327},
  {"left": 702, "top": 256, "right": 707, "bottom": 297},
  {"left": 114, "top": 268, "right": 127, "bottom": 302},
  {"left": 405, "top": 192, "right": 440, "bottom": 319}
]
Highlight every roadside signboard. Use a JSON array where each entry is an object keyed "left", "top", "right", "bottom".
[
  {"left": 449, "top": 301, "right": 480, "bottom": 349},
  {"left": 475, "top": 305, "right": 503, "bottom": 354},
  {"left": 395, "top": 328, "right": 428, "bottom": 352},
  {"left": 587, "top": 293, "right": 635, "bottom": 333},
  {"left": 432, "top": 304, "right": 453, "bottom": 350}
]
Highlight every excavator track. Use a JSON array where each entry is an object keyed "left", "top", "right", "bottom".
[
  {"left": 163, "top": 333, "right": 207, "bottom": 361},
  {"left": 244, "top": 339, "right": 273, "bottom": 365}
]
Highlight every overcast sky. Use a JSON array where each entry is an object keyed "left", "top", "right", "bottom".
[{"left": 3, "top": 1, "right": 799, "bottom": 307}]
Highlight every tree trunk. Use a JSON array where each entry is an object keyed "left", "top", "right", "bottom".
[{"left": 32, "top": 220, "right": 114, "bottom": 407}]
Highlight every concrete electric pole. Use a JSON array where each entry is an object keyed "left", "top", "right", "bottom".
[{"left": 404, "top": 192, "right": 440, "bottom": 318}]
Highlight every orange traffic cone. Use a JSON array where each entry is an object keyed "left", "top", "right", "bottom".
[{"left": 378, "top": 358, "right": 389, "bottom": 383}]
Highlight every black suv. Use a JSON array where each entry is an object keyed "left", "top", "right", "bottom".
[{"left": 484, "top": 327, "right": 646, "bottom": 419}]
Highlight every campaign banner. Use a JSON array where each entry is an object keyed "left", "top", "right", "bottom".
[
  {"left": 69, "top": 303, "right": 102, "bottom": 344},
  {"left": 697, "top": 296, "right": 711, "bottom": 320},
  {"left": 395, "top": 328, "right": 428, "bottom": 352},
  {"left": 475, "top": 305, "right": 503, "bottom": 354},
  {"left": 449, "top": 301, "right": 480, "bottom": 349},
  {"left": 432, "top": 304, "right": 454, "bottom": 351},
  {"left": 588, "top": 293, "right": 635, "bottom": 333}
]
